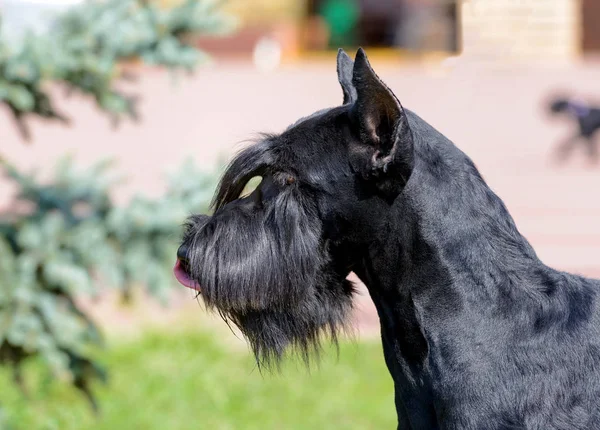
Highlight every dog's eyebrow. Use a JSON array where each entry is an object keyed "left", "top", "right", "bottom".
[{"left": 212, "top": 136, "right": 275, "bottom": 209}]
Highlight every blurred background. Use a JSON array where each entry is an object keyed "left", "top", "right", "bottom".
[{"left": 0, "top": 0, "right": 599, "bottom": 429}]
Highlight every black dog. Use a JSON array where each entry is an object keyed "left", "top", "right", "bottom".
[
  {"left": 549, "top": 97, "right": 600, "bottom": 163},
  {"left": 175, "top": 49, "right": 600, "bottom": 429}
]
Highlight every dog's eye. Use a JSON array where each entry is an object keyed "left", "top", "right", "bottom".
[
  {"left": 240, "top": 176, "right": 263, "bottom": 198},
  {"left": 286, "top": 176, "right": 295, "bottom": 185}
]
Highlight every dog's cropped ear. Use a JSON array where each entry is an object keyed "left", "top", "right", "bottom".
[
  {"left": 351, "top": 48, "right": 414, "bottom": 191},
  {"left": 337, "top": 49, "right": 357, "bottom": 105}
]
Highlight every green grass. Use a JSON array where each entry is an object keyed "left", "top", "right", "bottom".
[{"left": 0, "top": 330, "right": 395, "bottom": 430}]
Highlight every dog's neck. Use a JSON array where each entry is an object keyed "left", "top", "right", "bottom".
[
  {"left": 351, "top": 113, "right": 546, "bottom": 422},
  {"left": 356, "top": 112, "right": 541, "bottom": 302}
]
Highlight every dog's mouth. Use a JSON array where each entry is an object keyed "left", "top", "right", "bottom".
[{"left": 173, "top": 258, "right": 201, "bottom": 291}]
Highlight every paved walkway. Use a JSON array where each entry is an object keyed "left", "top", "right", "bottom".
[{"left": 2, "top": 58, "right": 600, "bottom": 337}]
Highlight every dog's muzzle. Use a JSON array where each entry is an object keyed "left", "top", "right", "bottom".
[{"left": 173, "top": 243, "right": 201, "bottom": 291}]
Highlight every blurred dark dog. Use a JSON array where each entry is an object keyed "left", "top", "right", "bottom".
[{"left": 549, "top": 97, "right": 600, "bottom": 163}]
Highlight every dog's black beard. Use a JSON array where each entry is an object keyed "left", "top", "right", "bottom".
[
  {"left": 227, "top": 269, "right": 355, "bottom": 369},
  {"left": 184, "top": 185, "right": 355, "bottom": 369}
]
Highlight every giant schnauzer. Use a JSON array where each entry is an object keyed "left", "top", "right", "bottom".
[
  {"left": 549, "top": 96, "right": 600, "bottom": 164},
  {"left": 175, "top": 49, "right": 600, "bottom": 429}
]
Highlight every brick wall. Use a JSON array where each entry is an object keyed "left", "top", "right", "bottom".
[{"left": 460, "top": 0, "right": 581, "bottom": 62}]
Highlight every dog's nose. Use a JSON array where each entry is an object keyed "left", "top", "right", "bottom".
[{"left": 177, "top": 244, "right": 189, "bottom": 262}]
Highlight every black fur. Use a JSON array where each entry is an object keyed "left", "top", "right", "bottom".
[
  {"left": 177, "top": 49, "right": 600, "bottom": 429},
  {"left": 549, "top": 97, "right": 600, "bottom": 163}
]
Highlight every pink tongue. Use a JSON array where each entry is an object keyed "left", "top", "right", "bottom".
[{"left": 173, "top": 260, "right": 201, "bottom": 291}]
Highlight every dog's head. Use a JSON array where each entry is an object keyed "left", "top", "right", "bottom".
[{"left": 175, "top": 48, "right": 415, "bottom": 367}]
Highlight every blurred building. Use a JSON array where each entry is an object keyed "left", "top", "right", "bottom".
[
  {"left": 2, "top": 0, "right": 599, "bottom": 62},
  {"left": 192, "top": 0, "right": 600, "bottom": 63},
  {"left": 199, "top": 0, "right": 460, "bottom": 58}
]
